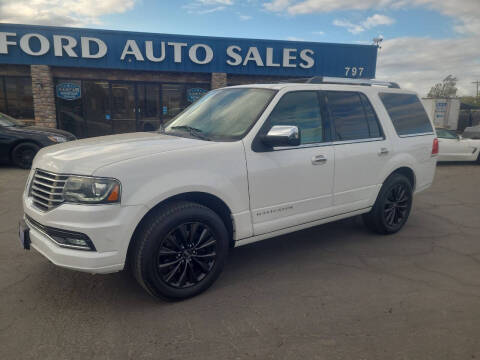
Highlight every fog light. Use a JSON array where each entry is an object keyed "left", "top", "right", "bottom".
[{"left": 25, "top": 215, "right": 96, "bottom": 251}]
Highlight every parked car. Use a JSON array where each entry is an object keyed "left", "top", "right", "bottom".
[
  {"left": 0, "top": 112, "right": 76, "bottom": 168},
  {"left": 436, "top": 127, "right": 480, "bottom": 163},
  {"left": 20, "top": 78, "right": 438, "bottom": 300},
  {"left": 463, "top": 124, "right": 480, "bottom": 139}
]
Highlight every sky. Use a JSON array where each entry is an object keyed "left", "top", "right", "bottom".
[{"left": 0, "top": 0, "right": 479, "bottom": 96}]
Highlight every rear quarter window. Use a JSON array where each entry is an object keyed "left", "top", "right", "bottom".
[{"left": 379, "top": 93, "right": 433, "bottom": 136}]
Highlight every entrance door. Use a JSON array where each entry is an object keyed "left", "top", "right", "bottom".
[
  {"left": 137, "top": 84, "right": 162, "bottom": 131},
  {"left": 111, "top": 82, "right": 137, "bottom": 134}
]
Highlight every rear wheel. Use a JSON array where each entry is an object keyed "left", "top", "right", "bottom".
[
  {"left": 131, "top": 201, "right": 229, "bottom": 300},
  {"left": 363, "top": 173, "right": 413, "bottom": 234},
  {"left": 11, "top": 142, "right": 40, "bottom": 169}
]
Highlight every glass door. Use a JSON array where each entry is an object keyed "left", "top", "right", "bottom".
[
  {"left": 111, "top": 82, "right": 137, "bottom": 134},
  {"left": 137, "top": 84, "right": 162, "bottom": 131}
]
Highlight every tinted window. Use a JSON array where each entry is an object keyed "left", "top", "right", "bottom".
[
  {"left": 1, "top": 76, "right": 34, "bottom": 119},
  {"left": 436, "top": 128, "right": 457, "bottom": 139},
  {"left": 267, "top": 91, "right": 324, "bottom": 144},
  {"left": 359, "top": 93, "right": 382, "bottom": 138},
  {"left": 327, "top": 91, "right": 374, "bottom": 141},
  {"left": 379, "top": 93, "right": 433, "bottom": 136}
]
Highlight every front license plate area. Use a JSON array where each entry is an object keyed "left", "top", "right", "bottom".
[{"left": 19, "top": 220, "right": 30, "bottom": 250}]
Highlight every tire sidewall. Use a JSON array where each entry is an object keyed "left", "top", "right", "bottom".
[
  {"left": 139, "top": 203, "right": 229, "bottom": 300},
  {"left": 12, "top": 142, "right": 39, "bottom": 169},
  {"left": 377, "top": 175, "right": 413, "bottom": 233}
]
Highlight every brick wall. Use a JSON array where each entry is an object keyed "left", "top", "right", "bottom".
[
  {"left": 211, "top": 73, "right": 227, "bottom": 89},
  {"left": 31, "top": 65, "right": 56, "bottom": 128}
]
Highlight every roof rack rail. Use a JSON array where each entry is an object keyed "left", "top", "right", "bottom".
[{"left": 278, "top": 76, "right": 400, "bottom": 89}]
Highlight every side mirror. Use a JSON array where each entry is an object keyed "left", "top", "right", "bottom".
[{"left": 262, "top": 125, "right": 301, "bottom": 147}]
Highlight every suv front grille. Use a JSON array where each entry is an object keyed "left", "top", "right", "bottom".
[{"left": 29, "top": 169, "right": 68, "bottom": 211}]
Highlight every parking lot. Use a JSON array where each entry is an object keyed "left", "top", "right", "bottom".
[{"left": 1, "top": 164, "right": 479, "bottom": 360}]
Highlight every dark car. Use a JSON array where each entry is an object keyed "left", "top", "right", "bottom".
[{"left": 0, "top": 112, "right": 76, "bottom": 169}]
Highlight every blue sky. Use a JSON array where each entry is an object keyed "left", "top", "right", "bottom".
[
  {"left": 100, "top": 1, "right": 455, "bottom": 44},
  {"left": 0, "top": 0, "right": 479, "bottom": 95}
]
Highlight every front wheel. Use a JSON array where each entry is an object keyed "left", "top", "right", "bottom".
[
  {"left": 363, "top": 173, "right": 413, "bottom": 234},
  {"left": 131, "top": 201, "right": 229, "bottom": 300},
  {"left": 11, "top": 142, "right": 40, "bottom": 169}
]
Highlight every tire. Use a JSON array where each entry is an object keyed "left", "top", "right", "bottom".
[
  {"left": 363, "top": 173, "right": 413, "bottom": 234},
  {"left": 131, "top": 201, "right": 229, "bottom": 300},
  {"left": 11, "top": 142, "right": 40, "bottom": 169}
]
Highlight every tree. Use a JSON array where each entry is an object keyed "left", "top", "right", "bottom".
[{"left": 427, "top": 75, "right": 458, "bottom": 98}]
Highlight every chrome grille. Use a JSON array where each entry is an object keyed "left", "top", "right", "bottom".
[{"left": 29, "top": 169, "right": 68, "bottom": 211}]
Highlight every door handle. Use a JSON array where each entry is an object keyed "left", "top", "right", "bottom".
[
  {"left": 378, "top": 147, "right": 389, "bottom": 156},
  {"left": 311, "top": 154, "right": 327, "bottom": 165}
]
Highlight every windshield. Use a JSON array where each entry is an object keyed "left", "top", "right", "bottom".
[
  {"left": 0, "top": 112, "right": 25, "bottom": 127},
  {"left": 164, "top": 88, "right": 276, "bottom": 141}
]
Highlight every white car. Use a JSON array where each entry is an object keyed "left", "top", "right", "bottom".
[
  {"left": 20, "top": 77, "right": 438, "bottom": 300},
  {"left": 436, "top": 128, "right": 480, "bottom": 163}
]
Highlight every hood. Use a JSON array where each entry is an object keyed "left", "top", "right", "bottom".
[
  {"left": 33, "top": 132, "right": 215, "bottom": 175},
  {"left": 10, "top": 125, "right": 76, "bottom": 139}
]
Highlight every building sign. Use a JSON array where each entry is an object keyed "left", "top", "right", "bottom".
[
  {"left": 56, "top": 82, "right": 81, "bottom": 100},
  {"left": 0, "top": 23, "right": 378, "bottom": 78},
  {"left": 187, "top": 88, "right": 208, "bottom": 103}
]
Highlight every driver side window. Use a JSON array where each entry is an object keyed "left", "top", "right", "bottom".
[{"left": 266, "top": 91, "right": 324, "bottom": 144}]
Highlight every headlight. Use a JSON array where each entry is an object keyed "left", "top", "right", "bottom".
[
  {"left": 63, "top": 176, "right": 121, "bottom": 204},
  {"left": 48, "top": 135, "right": 68, "bottom": 143}
]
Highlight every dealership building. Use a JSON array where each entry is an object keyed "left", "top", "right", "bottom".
[{"left": 0, "top": 23, "right": 378, "bottom": 138}]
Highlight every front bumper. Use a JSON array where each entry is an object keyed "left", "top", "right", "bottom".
[{"left": 23, "top": 194, "right": 147, "bottom": 274}]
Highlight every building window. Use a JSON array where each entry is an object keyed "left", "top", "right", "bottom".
[
  {"left": 0, "top": 76, "right": 34, "bottom": 119},
  {"left": 55, "top": 78, "right": 210, "bottom": 138}
]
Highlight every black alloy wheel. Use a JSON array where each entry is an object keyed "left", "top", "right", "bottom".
[
  {"left": 383, "top": 183, "right": 410, "bottom": 228},
  {"left": 12, "top": 142, "right": 40, "bottom": 169},
  {"left": 131, "top": 201, "right": 229, "bottom": 300},
  {"left": 363, "top": 173, "right": 413, "bottom": 234},
  {"left": 156, "top": 222, "right": 217, "bottom": 289}
]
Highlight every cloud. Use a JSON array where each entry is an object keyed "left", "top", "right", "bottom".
[
  {"left": 263, "top": 0, "right": 480, "bottom": 35},
  {"left": 184, "top": 0, "right": 233, "bottom": 14},
  {"left": 376, "top": 37, "right": 480, "bottom": 96},
  {"left": 312, "top": 30, "right": 325, "bottom": 35},
  {"left": 333, "top": 14, "right": 395, "bottom": 34},
  {"left": 362, "top": 13, "right": 395, "bottom": 28},
  {"left": 286, "top": 36, "right": 306, "bottom": 41},
  {"left": 239, "top": 14, "right": 253, "bottom": 20},
  {"left": 197, "top": 0, "right": 233, "bottom": 4},
  {"left": 333, "top": 19, "right": 365, "bottom": 34},
  {"left": 263, "top": 0, "right": 293, "bottom": 12},
  {"left": 0, "top": 0, "right": 136, "bottom": 26}
]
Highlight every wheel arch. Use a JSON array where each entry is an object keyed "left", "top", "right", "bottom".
[
  {"left": 385, "top": 166, "right": 416, "bottom": 190},
  {"left": 126, "top": 191, "right": 235, "bottom": 265}
]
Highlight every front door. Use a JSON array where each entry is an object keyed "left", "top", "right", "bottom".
[
  {"left": 137, "top": 84, "right": 162, "bottom": 132},
  {"left": 111, "top": 82, "right": 137, "bottom": 134},
  {"left": 245, "top": 90, "right": 335, "bottom": 236}
]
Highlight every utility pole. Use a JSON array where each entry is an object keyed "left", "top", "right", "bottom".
[{"left": 473, "top": 80, "right": 480, "bottom": 100}]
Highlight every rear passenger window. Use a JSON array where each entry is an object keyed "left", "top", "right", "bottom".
[
  {"left": 267, "top": 91, "right": 324, "bottom": 144},
  {"left": 327, "top": 91, "right": 381, "bottom": 141},
  {"left": 359, "top": 93, "right": 382, "bottom": 138},
  {"left": 379, "top": 93, "right": 433, "bottom": 136}
]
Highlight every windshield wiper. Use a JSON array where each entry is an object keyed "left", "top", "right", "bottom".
[{"left": 169, "top": 125, "right": 211, "bottom": 141}]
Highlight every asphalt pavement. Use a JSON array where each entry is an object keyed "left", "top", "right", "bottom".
[{"left": 1, "top": 164, "right": 480, "bottom": 360}]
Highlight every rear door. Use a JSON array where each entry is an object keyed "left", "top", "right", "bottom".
[{"left": 325, "top": 91, "right": 391, "bottom": 213}]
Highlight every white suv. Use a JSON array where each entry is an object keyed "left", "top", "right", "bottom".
[{"left": 20, "top": 77, "right": 438, "bottom": 299}]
